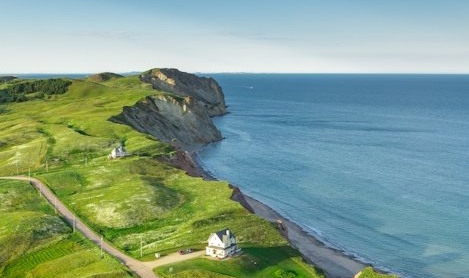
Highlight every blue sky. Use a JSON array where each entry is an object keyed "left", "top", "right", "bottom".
[{"left": 1, "top": 0, "right": 468, "bottom": 73}]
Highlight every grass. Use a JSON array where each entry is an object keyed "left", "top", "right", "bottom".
[
  {"left": 0, "top": 75, "right": 325, "bottom": 277},
  {"left": 0, "top": 179, "right": 132, "bottom": 278},
  {"left": 103, "top": 75, "right": 153, "bottom": 89},
  {"left": 357, "top": 267, "right": 398, "bottom": 278},
  {"left": 19, "top": 249, "right": 130, "bottom": 278},
  {"left": 155, "top": 246, "right": 325, "bottom": 278},
  {"left": 3, "top": 233, "right": 132, "bottom": 278},
  {"left": 37, "top": 157, "right": 288, "bottom": 257}
]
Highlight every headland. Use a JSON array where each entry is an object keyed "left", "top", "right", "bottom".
[{"left": 119, "top": 68, "right": 374, "bottom": 277}]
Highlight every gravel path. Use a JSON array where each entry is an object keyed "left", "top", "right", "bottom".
[
  {"left": 142, "top": 250, "right": 205, "bottom": 269},
  {"left": 1, "top": 176, "right": 157, "bottom": 278}
]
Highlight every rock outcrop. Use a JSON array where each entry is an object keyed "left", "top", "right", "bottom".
[
  {"left": 111, "top": 94, "right": 222, "bottom": 150},
  {"left": 140, "top": 68, "right": 227, "bottom": 116},
  {"left": 111, "top": 68, "right": 227, "bottom": 150},
  {"left": 160, "top": 149, "right": 203, "bottom": 177}
]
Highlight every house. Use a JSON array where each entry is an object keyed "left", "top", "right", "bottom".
[
  {"left": 108, "top": 145, "right": 127, "bottom": 159},
  {"left": 206, "top": 229, "right": 240, "bottom": 259}
]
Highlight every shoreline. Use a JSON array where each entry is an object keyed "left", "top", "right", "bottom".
[
  {"left": 242, "top": 194, "right": 369, "bottom": 278},
  {"left": 172, "top": 149, "right": 371, "bottom": 278}
]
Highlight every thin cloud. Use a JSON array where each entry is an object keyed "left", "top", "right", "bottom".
[{"left": 69, "top": 31, "right": 141, "bottom": 41}]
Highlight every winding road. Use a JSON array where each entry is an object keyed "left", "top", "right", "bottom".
[{"left": 1, "top": 176, "right": 158, "bottom": 278}]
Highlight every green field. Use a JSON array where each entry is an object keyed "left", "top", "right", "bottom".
[
  {"left": 0, "top": 74, "right": 327, "bottom": 277},
  {"left": 155, "top": 246, "right": 324, "bottom": 278},
  {"left": 0, "top": 179, "right": 132, "bottom": 277}
]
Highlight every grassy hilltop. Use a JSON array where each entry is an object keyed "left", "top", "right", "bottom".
[{"left": 0, "top": 73, "right": 325, "bottom": 277}]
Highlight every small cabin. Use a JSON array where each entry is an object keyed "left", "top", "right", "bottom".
[
  {"left": 206, "top": 229, "right": 240, "bottom": 259},
  {"left": 108, "top": 145, "right": 127, "bottom": 159}
]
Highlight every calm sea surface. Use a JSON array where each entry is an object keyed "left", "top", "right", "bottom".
[{"left": 197, "top": 74, "right": 469, "bottom": 278}]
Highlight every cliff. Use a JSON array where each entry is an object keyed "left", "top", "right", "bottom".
[
  {"left": 139, "top": 68, "right": 227, "bottom": 116},
  {"left": 111, "top": 68, "right": 226, "bottom": 150},
  {"left": 111, "top": 94, "right": 222, "bottom": 150}
]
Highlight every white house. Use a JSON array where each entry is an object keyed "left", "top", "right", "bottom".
[
  {"left": 206, "top": 229, "right": 240, "bottom": 259},
  {"left": 108, "top": 145, "right": 127, "bottom": 159}
]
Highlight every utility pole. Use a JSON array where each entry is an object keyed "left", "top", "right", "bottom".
[
  {"left": 100, "top": 236, "right": 103, "bottom": 258},
  {"left": 15, "top": 151, "right": 19, "bottom": 175},
  {"left": 73, "top": 216, "right": 76, "bottom": 234}
]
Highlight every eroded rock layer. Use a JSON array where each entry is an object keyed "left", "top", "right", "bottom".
[{"left": 140, "top": 68, "right": 227, "bottom": 116}]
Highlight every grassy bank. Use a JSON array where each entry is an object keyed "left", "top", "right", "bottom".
[{"left": 357, "top": 267, "right": 399, "bottom": 278}]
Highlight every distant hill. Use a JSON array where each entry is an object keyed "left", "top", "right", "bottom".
[
  {"left": 0, "top": 76, "right": 17, "bottom": 82},
  {"left": 87, "top": 72, "right": 123, "bottom": 82}
]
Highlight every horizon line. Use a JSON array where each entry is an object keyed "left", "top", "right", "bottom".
[{"left": 2, "top": 71, "right": 469, "bottom": 76}]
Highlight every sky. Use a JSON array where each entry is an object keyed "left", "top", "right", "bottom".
[{"left": 1, "top": 0, "right": 468, "bottom": 74}]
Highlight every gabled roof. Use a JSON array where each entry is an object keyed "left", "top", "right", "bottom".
[
  {"left": 208, "top": 229, "right": 237, "bottom": 249},
  {"left": 212, "top": 229, "right": 235, "bottom": 245},
  {"left": 215, "top": 228, "right": 235, "bottom": 240}
]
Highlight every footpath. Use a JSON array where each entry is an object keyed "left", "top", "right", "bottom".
[{"left": 1, "top": 176, "right": 157, "bottom": 278}]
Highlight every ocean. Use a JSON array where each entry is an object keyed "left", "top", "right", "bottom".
[{"left": 196, "top": 74, "right": 469, "bottom": 278}]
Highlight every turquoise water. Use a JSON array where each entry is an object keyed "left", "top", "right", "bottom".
[{"left": 197, "top": 74, "right": 469, "bottom": 278}]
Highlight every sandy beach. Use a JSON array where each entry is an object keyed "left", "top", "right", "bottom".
[{"left": 178, "top": 151, "right": 370, "bottom": 278}]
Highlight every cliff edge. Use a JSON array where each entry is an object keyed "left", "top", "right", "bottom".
[
  {"left": 139, "top": 68, "right": 227, "bottom": 116},
  {"left": 110, "top": 69, "right": 226, "bottom": 150}
]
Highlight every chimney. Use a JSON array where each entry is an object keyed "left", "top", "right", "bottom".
[{"left": 226, "top": 230, "right": 230, "bottom": 237}]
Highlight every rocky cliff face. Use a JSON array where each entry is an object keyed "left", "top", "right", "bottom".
[
  {"left": 139, "top": 68, "right": 227, "bottom": 116},
  {"left": 111, "top": 68, "right": 227, "bottom": 150},
  {"left": 111, "top": 94, "right": 222, "bottom": 150}
]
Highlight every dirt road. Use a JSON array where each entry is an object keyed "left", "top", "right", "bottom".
[
  {"left": 1, "top": 176, "right": 157, "bottom": 278},
  {"left": 142, "top": 250, "right": 205, "bottom": 269}
]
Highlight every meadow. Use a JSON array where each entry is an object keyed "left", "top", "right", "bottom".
[
  {"left": 155, "top": 246, "right": 324, "bottom": 278},
  {"left": 0, "top": 179, "right": 132, "bottom": 277},
  {"left": 0, "top": 75, "right": 326, "bottom": 277}
]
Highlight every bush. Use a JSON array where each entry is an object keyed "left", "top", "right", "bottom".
[
  {"left": 0, "top": 79, "right": 72, "bottom": 103},
  {"left": 275, "top": 269, "right": 298, "bottom": 278}
]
